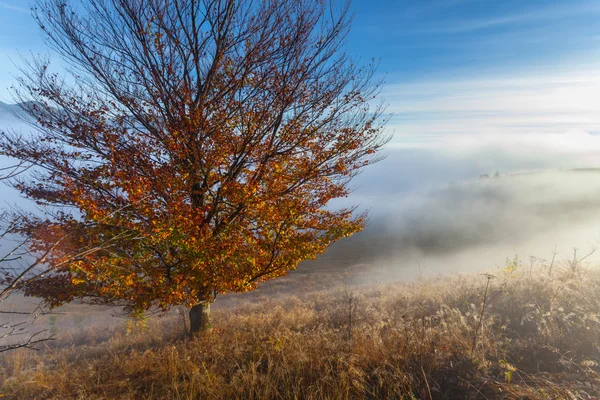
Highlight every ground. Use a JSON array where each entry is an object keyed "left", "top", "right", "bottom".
[{"left": 2, "top": 257, "right": 600, "bottom": 399}]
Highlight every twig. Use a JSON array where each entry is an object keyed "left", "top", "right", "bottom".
[
  {"left": 471, "top": 274, "right": 494, "bottom": 356},
  {"left": 0, "top": 329, "right": 54, "bottom": 353},
  {"left": 421, "top": 365, "right": 432, "bottom": 400},
  {"left": 548, "top": 245, "right": 557, "bottom": 277}
]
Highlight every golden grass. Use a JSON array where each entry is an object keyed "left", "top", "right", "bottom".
[{"left": 2, "top": 259, "right": 600, "bottom": 399}]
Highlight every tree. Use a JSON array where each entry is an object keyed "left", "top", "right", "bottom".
[{"left": 0, "top": 0, "right": 388, "bottom": 333}]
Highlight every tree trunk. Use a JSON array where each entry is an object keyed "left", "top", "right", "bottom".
[{"left": 189, "top": 302, "right": 211, "bottom": 334}]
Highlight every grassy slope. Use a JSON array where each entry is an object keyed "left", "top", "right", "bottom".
[{"left": 2, "top": 261, "right": 600, "bottom": 399}]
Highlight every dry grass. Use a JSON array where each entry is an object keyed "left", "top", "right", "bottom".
[{"left": 2, "top": 258, "right": 600, "bottom": 399}]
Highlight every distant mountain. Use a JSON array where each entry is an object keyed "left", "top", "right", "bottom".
[
  {"left": 0, "top": 101, "right": 35, "bottom": 128},
  {"left": 0, "top": 101, "right": 14, "bottom": 117},
  {"left": 0, "top": 101, "right": 24, "bottom": 113}
]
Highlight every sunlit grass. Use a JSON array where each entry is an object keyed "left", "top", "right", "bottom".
[{"left": 2, "top": 258, "right": 600, "bottom": 399}]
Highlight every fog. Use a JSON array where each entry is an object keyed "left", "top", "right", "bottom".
[{"left": 313, "top": 137, "right": 600, "bottom": 283}]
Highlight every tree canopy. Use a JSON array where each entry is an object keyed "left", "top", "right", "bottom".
[{"left": 0, "top": 0, "right": 388, "bottom": 314}]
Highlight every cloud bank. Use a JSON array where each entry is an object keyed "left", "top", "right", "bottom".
[
  {"left": 385, "top": 66, "right": 600, "bottom": 139},
  {"left": 320, "top": 145, "right": 600, "bottom": 282}
]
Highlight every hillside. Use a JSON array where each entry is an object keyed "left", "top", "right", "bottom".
[{"left": 2, "top": 260, "right": 600, "bottom": 399}]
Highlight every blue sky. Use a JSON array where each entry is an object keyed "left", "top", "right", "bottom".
[
  {"left": 2, "top": 0, "right": 600, "bottom": 149},
  {"left": 349, "top": 0, "right": 600, "bottom": 81},
  {"left": 347, "top": 0, "right": 600, "bottom": 147}
]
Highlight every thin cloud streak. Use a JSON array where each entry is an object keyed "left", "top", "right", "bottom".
[
  {"left": 414, "top": 1, "right": 600, "bottom": 34},
  {"left": 403, "top": 0, "right": 487, "bottom": 18},
  {"left": 0, "top": 2, "right": 29, "bottom": 14}
]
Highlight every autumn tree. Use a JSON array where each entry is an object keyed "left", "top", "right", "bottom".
[{"left": 0, "top": 0, "right": 388, "bottom": 332}]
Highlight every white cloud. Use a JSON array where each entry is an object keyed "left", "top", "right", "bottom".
[{"left": 383, "top": 64, "right": 600, "bottom": 154}]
